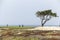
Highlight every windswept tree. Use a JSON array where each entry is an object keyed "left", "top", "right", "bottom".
[{"left": 36, "top": 10, "right": 58, "bottom": 26}]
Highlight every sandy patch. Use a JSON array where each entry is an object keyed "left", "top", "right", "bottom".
[{"left": 27, "top": 26, "right": 60, "bottom": 30}]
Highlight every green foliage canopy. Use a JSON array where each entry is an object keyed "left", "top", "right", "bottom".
[{"left": 36, "top": 10, "right": 58, "bottom": 26}]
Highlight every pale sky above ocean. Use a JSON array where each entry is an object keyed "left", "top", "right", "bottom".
[{"left": 0, "top": 0, "right": 60, "bottom": 25}]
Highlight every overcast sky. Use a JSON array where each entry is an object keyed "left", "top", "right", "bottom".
[{"left": 0, "top": 0, "right": 60, "bottom": 25}]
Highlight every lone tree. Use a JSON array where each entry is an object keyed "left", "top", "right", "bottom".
[{"left": 36, "top": 10, "right": 58, "bottom": 26}]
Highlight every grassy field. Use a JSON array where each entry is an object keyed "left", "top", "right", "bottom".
[
  {"left": 0, "top": 26, "right": 37, "bottom": 40},
  {"left": 0, "top": 26, "right": 34, "bottom": 29},
  {"left": 0, "top": 26, "right": 60, "bottom": 40}
]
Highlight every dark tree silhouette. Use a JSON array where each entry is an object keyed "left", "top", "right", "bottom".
[
  {"left": 36, "top": 10, "right": 58, "bottom": 26},
  {"left": 22, "top": 25, "right": 24, "bottom": 27},
  {"left": 7, "top": 24, "right": 8, "bottom": 27},
  {"left": 19, "top": 25, "right": 21, "bottom": 27}
]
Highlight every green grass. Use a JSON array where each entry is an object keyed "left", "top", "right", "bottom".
[
  {"left": 0, "top": 26, "right": 37, "bottom": 40},
  {"left": 2, "top": 36, "right": 40, "bottom": 40},
  {"left": 0, "top": 27, "right": 59, "bottom": 40},
  {"left": 0, "top": 26, "right": 34, "bottom": 29}
]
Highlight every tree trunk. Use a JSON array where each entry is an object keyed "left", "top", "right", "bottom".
[
  {"left": 41, "top": 19, "right": 44, "bottom": 27},
  {"left": 41, "top": 19, "right": 47, "bottom": 27},
  {"left": 41, "top": 19, "right": 48, "bottom": 27},
  {"left": 42, "top": 23, "right": 44, "bottom": 27}
]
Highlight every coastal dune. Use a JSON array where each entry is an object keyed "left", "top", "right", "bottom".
[{"left": 27, "top": 26, "right": 60, "bottom": 30}]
